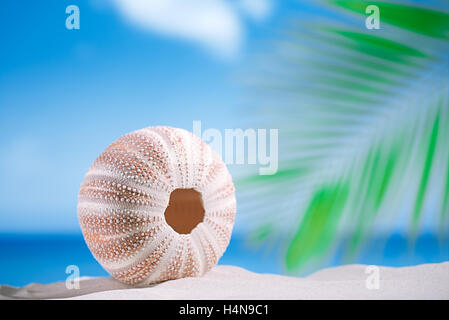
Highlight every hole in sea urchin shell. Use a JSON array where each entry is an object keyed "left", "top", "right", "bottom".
[{"left": 164, "top": 188, "right": 205, "bottom": 234}]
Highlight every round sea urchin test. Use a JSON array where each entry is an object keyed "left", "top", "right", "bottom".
[{"left": 78, "top": 126, "right": 236, "bottom": 285}]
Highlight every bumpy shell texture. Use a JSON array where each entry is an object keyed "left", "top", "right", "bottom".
[{"left": 78, "top": 126, "right": 236, "bottom": 285}]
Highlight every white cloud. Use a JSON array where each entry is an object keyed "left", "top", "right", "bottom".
[
  {"left": 112, "top": 0, "right": 272, "bottom": 57},
  {"left": 239, "top": 0, "right": 272, "bottom": 21}
]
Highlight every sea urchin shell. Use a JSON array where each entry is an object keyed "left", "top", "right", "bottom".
[{"left": 78, "top": 126, "right": 236, "bottom": 285}]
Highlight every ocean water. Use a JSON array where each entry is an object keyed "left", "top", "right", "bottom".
[
  {"left": 0, "top": 232, "right": 282, "bottom": 286},
  {"left": 0, "top": 232, "right": 448, "bottom": 286}
]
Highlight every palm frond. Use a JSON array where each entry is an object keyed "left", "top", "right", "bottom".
[{"left": 238, "top": 0, "right": 449, "bottom": 274}]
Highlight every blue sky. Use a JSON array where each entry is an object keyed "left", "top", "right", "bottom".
[{"left": 0, "top": 0, "right": 321, "bottom": 232}]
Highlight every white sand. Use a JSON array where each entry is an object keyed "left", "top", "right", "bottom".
[{"left": 1, "top": 262, "right": 448, "bottom": 300}]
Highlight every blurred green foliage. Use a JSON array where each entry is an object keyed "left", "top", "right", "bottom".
[{"left": 239, "top": 0, "right": 449, "bottom": 274}]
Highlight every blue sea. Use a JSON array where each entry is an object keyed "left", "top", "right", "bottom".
[{"left": 0, "top": 232, "right": 448, "bottom": 286}]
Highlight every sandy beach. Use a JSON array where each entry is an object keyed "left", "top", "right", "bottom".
[{"left": 1, "top": 262, "right": 448, "bottom": 300}]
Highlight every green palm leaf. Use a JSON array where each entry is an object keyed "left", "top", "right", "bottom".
[{"left": 239, "top": 0, "right": 449, "bottom": 274}]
